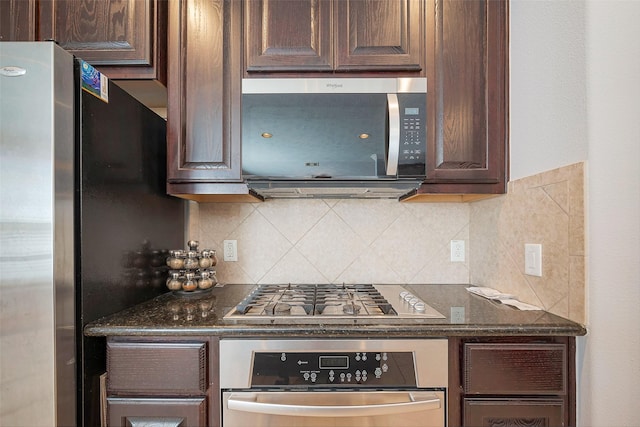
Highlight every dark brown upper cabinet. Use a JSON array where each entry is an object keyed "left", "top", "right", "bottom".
[
  {"left": 0, "top": 0, "right": 166, "bottom": 82},
  {"left": 166, "top": 0, "right": 259, "bottom": 202},
  {"left": 409, "top": 0, "right": 508, "bottom": 200},
  {"left": 165, "top": 0, "right": 508, "bottom": 202},
  {"left": 244, "top": 0, "right": 425, "bottom": 75}
]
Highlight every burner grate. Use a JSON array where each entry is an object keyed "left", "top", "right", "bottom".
[{"left": 233, "top": 283, "right": 397, "bottom": 317}]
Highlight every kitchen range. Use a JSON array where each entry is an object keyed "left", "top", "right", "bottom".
[{"left": 220, "top": 284, "right": 448, "bottom": 425}]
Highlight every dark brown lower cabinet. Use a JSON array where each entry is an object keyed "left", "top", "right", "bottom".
[
  {"left": 105, "top": 336, "right": 219, "bottom": 427},
  {"left": 464, "top": 398, "right": 565, "bottom": 427},
  {"left": 107, "top": 397, "right": 207, "bottom": 427},
  {"left": 449, "top": 336, "right": 575, "bottom": 427}
]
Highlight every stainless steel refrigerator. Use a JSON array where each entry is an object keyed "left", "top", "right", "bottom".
[{"left": 0, "top": 42, "right": 185, "bottom": 427}]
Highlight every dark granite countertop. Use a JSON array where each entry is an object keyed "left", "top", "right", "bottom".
[{"left": 84, "top": 284, "right": 587, "bottom": 338}]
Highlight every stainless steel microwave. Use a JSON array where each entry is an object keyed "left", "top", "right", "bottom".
[{"left": 241, "top": 77, "right": 427, "bottom": 198}]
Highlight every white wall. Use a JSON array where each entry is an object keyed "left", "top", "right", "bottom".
[
  {"left": 509, "top": 0, "right": 588, "bottom": 180},
  {"left": 511, "top": 1, "right": 640, "bottom": 426},
  {"left": 583, "top": 1, "right": 640, "bottom": 425}
]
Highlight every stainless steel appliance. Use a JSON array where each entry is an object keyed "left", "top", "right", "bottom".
[
  {"left": 242, "top": 77, "right": 427, "bottom": 199},
  {"left": 0, "top": 42, "right": 184, "bottom": 427},
  {"left": 220, "top": 339, "right": 448, "bottom": 427},
  {"left": 222, "top": 283, "right": 445, "bottom": 324}
]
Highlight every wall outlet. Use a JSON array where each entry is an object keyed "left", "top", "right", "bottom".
[
  {"left": 223, "top": 240, "right": 238, "bottom": 262},
  {"left": 450, "top": 240, "right": 465, "bottom": 262},
  {"left": 451, "top": 306, "right": 465, "bottom": 323},
  {"left": 524, "top": 243, "right": 542, "bottom": 277}
]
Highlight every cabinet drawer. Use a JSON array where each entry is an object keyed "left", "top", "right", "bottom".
[
  {"left": 107, "top": 341, "right": 208, "bottom": 395},
  {"left": 107, "top": 397, "right": 207, "bottom": 427},
  {"left": 464, "top": 398, "right": 565, "bottom": 427},
  {"left": 463, "top": 343, "right": 566, "bottom": 395}
]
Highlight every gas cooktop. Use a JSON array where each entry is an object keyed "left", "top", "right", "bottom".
[{"left": 222, "top": 283, "right": 445, "bottom": 324}]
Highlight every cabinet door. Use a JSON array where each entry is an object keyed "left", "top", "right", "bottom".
[
  {"left": 167, "top": 0, "right": 242, "bottom": 183},
  {"left": 420, "top": 0, "right": 508, "bottom": 195},
  {"left": 0, "top": 0, "right": 38, "bottom": 40},
  {"left": 334, "top": 0, "right": 424, "bottom": 72},
  {"left": 107, "top": 397, "right": 207, "bottom": 427},
  {"left": 464, "top": 398, "right": 565, "bottom": 427},
  {"left": 245, "top": 0, "right": 332, "bottom": 72},
  {"left": 37, "top": 0, "right": 166, "bottom": 81}
]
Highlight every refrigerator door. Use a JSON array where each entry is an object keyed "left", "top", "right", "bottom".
[{"left": 0, "top": 42, "right": 76, "bottom": 427}]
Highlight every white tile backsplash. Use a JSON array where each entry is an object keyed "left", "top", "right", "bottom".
[
  {"left": 191, "top": 199, "right": 470, "bottom": 285},
  {"left": 189, "top": 162, "right": 586, "bottom": 323}
]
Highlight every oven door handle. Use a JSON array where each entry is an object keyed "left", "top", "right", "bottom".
[{"left": 226, "top": 392, "right": 441, "bottom": 417}]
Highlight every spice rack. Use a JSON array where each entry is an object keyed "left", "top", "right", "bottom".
[{"left": 165, "top": 240, "right": 218, "bottom": 293}]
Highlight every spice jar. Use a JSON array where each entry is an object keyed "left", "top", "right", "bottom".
[
  {"left": 183, "top": 251, "right": 199, "bottom": 270},
  {"left": 198, "top": 250, "right": 213, "bottom": 268},
  {"left": 198, "top": 270, "right": 214, "bottom": 290},
  {"left": 166, "top": 250, "right": 185, "bottom": 269},
  {"left": 182, "top": 272, "right": 197, "bottom": 291},
  {"left": 166, "top": 272, "right": 182, "bottom": 291}
]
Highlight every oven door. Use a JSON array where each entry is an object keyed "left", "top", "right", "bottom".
[{"left": 222, "top": 390, "right": 445, "bottom": 427}]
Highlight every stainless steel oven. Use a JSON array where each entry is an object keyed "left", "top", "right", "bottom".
[{"left": 219, "top": 339, "right": 447, "bottom": 427}]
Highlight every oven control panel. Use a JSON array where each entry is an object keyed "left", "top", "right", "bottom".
[{"left": 250, "top": 351, "right": 417, "bottom": 388}]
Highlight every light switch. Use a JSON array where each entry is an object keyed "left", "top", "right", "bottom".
[{"left": 524, "top": 243, "right": 542, "bottom": 277}]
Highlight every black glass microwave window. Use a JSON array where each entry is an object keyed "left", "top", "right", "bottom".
[{"left": 242, "top": 93, "right": 390, "bottom": 179}]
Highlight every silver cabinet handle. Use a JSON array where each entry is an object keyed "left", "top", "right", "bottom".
[
  {"left": 386, "top": 93, "right": 400, "bottom": 176},
  {"left": 227, "top": 392, "right": 441, "bottom": 417}
]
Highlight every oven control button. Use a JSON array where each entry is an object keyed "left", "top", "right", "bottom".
[
  {"left": 340, "top": 373, "right": 346, "bottom": 382},
  {"left": 382, "top": 364, "right": 388, "bottom": 373},
  {"left": 376, "top": 353, "right": 381, "bottom": 361},
  {"left": 303, "top": 372, "right": 310, "bottom": 381},
  {"left": 355, "top": 353, "right": 361, "bottom": 361},
  {"left": 311, "top": 373, "right": 317, "bottom": 382},
  {"left": 362, "top": 371, "right": 368, "bottom": 381},
  {"left": 346, "top": 373, "right": 352, "bottom": 382},
  {"left": 382, "top": 352, "right": 388, "bottom": 361},
  {"left": 374, "top": 367, "right": 382, "bottom": 378},
  {"left": 362, "top": 353, "right": 367, "bottom": 361},
  {"left": 280, "top": 353, "right": 286, "bottom": 362}
]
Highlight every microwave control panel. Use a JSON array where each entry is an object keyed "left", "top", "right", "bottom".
[
  {"left": 250, "top": 351, "right": 417, "bottom": 388},
  {"left": 397, "top": 93, "right": 427, "bottom": 176}
]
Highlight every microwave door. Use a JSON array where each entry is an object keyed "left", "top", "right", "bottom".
[{"left": 242, "top": 93, "right": 393, "bottom": 180}]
